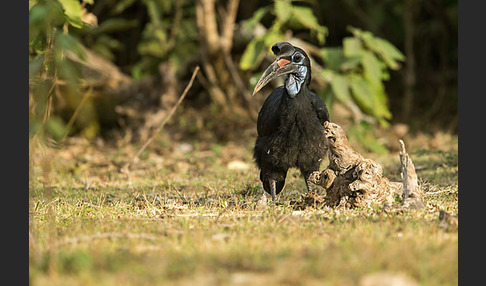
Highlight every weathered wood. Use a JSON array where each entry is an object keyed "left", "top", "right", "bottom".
[
  {"left": 399, "top": 140, "right": 425, "bottom": 209},
  {"left": 304, "top": 121, "right": 423, "bottom": 210}
]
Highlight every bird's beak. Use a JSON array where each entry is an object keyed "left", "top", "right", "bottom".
[{"left": 252, "top": 58, "right": 298, "bottom": 96}]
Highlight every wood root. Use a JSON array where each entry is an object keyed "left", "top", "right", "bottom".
[{"left": 302, "top": 121, "right": 424, "bottom": 210}]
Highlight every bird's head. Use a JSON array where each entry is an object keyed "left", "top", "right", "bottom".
[{"left": 252, "top": 42, "right": 311, "bottom": 98}]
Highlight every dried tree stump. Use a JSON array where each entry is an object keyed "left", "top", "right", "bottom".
[{"left": 305, "top": 121, "right": 424, "bottom": 210}]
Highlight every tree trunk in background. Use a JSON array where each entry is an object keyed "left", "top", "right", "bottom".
[
  {"left": 195, "top": 0, "right": 257, "bottom": 119},
  {"left": 403, "top": 0, "right": 416, "bottom": 123},
  {"left": 424, "top": 4, "right": 451, "bottom": 131}
]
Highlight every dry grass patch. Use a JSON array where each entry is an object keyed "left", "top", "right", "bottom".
[{"left": 29, "top": 134, "right": 457, "bottom": 285}]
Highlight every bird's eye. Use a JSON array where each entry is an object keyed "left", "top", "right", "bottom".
[{"left": 292, "top": 53, "right": 304, "bottom": 63}]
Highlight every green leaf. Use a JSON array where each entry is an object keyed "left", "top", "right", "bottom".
[
  {"left": 347, "top": 26, "right": 371, "bottom": 41},
  {"left": 274, "top": 0, "right": 292, "bottom": 23},
  {"left": 58, "top": 0, "right": 83, "bottom": 28},
  {"left": 348, "top": 123, "right": 389, "bottom": 154},
  {"left": 349, "top": 27, "right": 374, "bottom": 43},
  {"left": 138, "top": 40, "right": 166, "bottom": 58},
  {"left": 54, "top": 32, "right": 86, "bottom": 61},
  {"left": 350, "top": 75, "right": 391, "bottom": 124},
  {"left": 249, "top": 72, "right": 263, "bottom": 92},
  {"left": 321, "top": 48, "right": 344, "bottom": 71},
  {"left": 53, "top": 33, "right": 84, "bottom": 88},
  {"left": 365, "top": 37, "right": 405, "bottom": 70},
  {"left": 290, "top": 6, "right": 323, "bottom": 31},
  {"left": 347, "top": 26, "right": 404, "bottom": 70},
  {"left": 343, "top": 37, "right": 362, "bottom": 57},
  {"left": 29, "top": 4, "right": 47, "bottom": 44},
  {"left": 111, "top": 0, "right": 137, "bottom": 15},
  {"left": 29, "top": 54, "right": 45, "bottom": 82},
  {"left": 340, "top": 56, "right": 361, "bottom": 72},
  {"left": 319, "top": 87, "right": 334, "bottom": 111},
  {"left": 349, "top": 76, "right": 374, "bottom": 114},
  {"left": 369, "top": 38, "right": 405, "bottom": 61},
  {"left": 289, "top": 6, "right": 327, "bottom": 43},
  {"left": 262, "top": 28, "right": 285, "bottom": 48},
  {"left": 91, "top": 44, "right": 115, "bottom": 62},
  {"left": 145, "top": 0, "right": 162, "bottom": 27},
  {"left": 362, "top": 50, "right": 382, "bottom": 84},
  {"left": 241, "top": 7, "right": 269, "bottom": 31},
  {"left": 329, "top": 73, "right": 351, "bottom": 103},
  {"left": 240, "top": 38, "right": 266, "bottom": 71},
  {"left": 29, "top": 1, "right": 65, "bottom": 44},
  {"left": 29, "top": 0, "right": 38, "bottom": 10},
  {"left": 46, "top": 116, "right": 67, "bottom": 141},
  {"left": 96, "top": 35, "right": 122, "bottom": 50},
  {"left": 370, "top": 83, "right": 392, "bottom": 121},
  {"left": 96, "top": 18, "right": 138, "bottom": 34},
  {"left": 92, "top": 35, "right": 123, "bottom": 61}
]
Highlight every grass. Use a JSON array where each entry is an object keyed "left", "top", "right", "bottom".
[{"left": 29, "top": 134, "right": 458, "bottom": 285}]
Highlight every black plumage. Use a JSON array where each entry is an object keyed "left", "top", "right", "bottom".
[{"left": 252, "top": 42, "right": 330, "bottom": 201}]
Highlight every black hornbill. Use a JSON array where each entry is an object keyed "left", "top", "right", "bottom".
[{"left": 252, "top": 42, "right": 330, "bottom": 201}]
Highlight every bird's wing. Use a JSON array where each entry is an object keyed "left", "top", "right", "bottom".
[
  {"left": 257, "top": 86, "right": 285, "bottom": 137},
  {"left": 310, "top": 92, "right": 330, "bottom": 124}
]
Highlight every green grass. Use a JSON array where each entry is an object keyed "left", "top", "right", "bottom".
[{"left": 29, "top": 136, "right": 458, "bottom": 285}]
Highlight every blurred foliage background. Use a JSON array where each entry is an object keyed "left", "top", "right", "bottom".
[{"left": 29, "top": 0, "right": 457, "bottom": 151}]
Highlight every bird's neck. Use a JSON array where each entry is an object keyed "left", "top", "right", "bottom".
[
  {"left": 281, "top": 84, "right": 312, "bottom": 116},
  {"left": 284, "top": 65, "right": 308, "bottom": 98}
]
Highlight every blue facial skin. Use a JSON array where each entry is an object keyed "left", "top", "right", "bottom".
[{"left": 285, "top": 65, "right": 307, "bottom": 98}]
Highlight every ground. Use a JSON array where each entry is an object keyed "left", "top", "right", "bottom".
[{"left": 29, "top": 122, "right": 458, "bottom": 285}]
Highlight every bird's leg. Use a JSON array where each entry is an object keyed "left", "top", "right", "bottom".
[
  {"left": 304, "top": 172, "right": 316, "bottom": 195},
  {"left": 269, "top": 179, "right": 277, "bottom": 202}
]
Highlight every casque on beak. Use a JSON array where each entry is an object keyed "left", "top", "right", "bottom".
[{"left": 252, "top": 58, "right": 299, "bottom": 96}]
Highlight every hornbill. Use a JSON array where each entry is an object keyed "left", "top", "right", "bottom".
[{"left": 252, "top": 42, "right": 330, "bottom": 201}]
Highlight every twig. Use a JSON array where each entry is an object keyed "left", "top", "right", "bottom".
[
  {"left": 223, "top": 53, "right": 258, "bottom": 119},
  {"left": 62, "top": 86, "right": 94, "bottom": 141},
  {"left": 123, "top": 66, "right": 200, "bottom": 172},
  {"left": 42, "top": 71, "right": 58, "bottom": 124}
]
